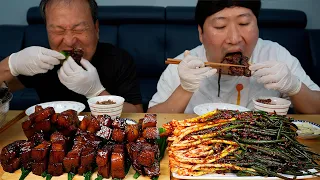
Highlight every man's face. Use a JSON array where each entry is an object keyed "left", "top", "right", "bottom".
[
  {"left": 45, "top": 0, "right": 99, "bottom": 60},
  {"left": 198, "top": 6, "right": 259, "bottom": 63}
]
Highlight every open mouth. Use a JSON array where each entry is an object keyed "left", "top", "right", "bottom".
[{"left": 60, "top": 48, "right": 84, "bottom": 66}]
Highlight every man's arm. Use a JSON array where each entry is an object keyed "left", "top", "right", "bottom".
[
  {"left": 99, "top": 90, "right": 143, "bottom": 113},
  {"left": 147, "top": 51, "right": 216, "bottom": 113},
  {"left": 290, "top": 84, "right": 320, "bottom": 114},
  {"left": 0, "top": 57, "right": 25, "bottom": 91},
  {"left": 147, "top": 85, "right": 193, "bottom": 113}
]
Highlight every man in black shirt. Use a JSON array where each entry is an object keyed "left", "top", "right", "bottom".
[{"left": 0, "top": 0, "right": 143, "bottom": 112}]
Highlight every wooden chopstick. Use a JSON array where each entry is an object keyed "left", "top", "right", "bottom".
[
  {"left": 166, "top": 58, "right": 247, "bottom": 68},
  {"left": 0, "top": 110, "right": 26, "bottom": 134}
]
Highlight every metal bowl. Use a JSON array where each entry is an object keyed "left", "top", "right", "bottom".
[{"left": 0, "top": 91, "right": 13, "bottom": 127}]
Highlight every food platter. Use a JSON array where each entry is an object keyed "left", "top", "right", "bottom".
[
  {"left": 25, "top": 101, "right": 85, "bottom": 116},
  {"left": 1, "top": 104, "right": 166, "bottom": 180},
  {"left": 172, "top": 169, "right": 319, "bottom": 180},
  {"left": 165, "top": 110, "right": 320, "bottom": 180},
  {"left": 194, "top": 103, "right": 250, "bottom": 115}
]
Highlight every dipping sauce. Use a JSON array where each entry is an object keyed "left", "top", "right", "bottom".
[
  {"left": 295, "top": 122, "right": 320, "bottom": 135},
  {"left": 96, "top": 100, "right": 116, "bottom": 105},
  {"left": 256, "top": 98, "right": 272, "bottom": 104}
]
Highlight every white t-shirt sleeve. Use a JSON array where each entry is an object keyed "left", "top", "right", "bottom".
[
  {"left": 148, "top": 64, "right": 181, "bottom": 108},
  {"left": 277, "top": 44, "right": 320, "bottom": 91},
  {"left": 148, "top": 45, "right": 204, "bottom": 108}
]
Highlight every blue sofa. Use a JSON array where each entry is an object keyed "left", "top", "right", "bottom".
[{"left": 0, "top": 6, "right": 319, "bottom": 111}]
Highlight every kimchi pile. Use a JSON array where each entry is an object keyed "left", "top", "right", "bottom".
[{"left": 163, "top": 110, "right": 320, "bottom": 179}]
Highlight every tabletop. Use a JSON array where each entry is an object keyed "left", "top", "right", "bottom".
[{"left": 0, "top": 111, "right": 319, "bottom": 180}]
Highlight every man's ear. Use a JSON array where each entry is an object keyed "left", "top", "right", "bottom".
[
  {"left": 95, "top": 20, "right": 100, "bottom": 39},
  {"left": 198, "top": 25, "right": 203, "bottom": 44}
]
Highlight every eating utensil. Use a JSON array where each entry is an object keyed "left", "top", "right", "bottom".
[{"left": 165, "top": 58, "right": 247, "bottom": 68}]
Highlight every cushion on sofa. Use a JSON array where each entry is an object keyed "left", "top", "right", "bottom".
[
  {"left": 308, "top": 30, "right": 320, "bottom": 86},
  {"left": 259, "top": 28, "right": 313, "bottom": 78},
  {"left": 165, "top": 7, "right": 200, "bottom": 58},
  {"left": 0, "top": 25, "right": 26, "bottom": 60}
]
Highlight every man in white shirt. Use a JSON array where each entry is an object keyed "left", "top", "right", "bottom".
[{"left": 148, "top": 0, "right": 320, "bottom": 114}]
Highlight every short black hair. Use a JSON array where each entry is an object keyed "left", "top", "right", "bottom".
[
  {"left": 40, "top": 0, "right": 98, "bottom": 23},
  {"left": 195, "top": 0, "right": 261, "bottom": 30}
]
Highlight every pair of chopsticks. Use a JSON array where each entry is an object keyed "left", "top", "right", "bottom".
[{"left": 165, "top": 58, "right": 247, "bottom": 68}]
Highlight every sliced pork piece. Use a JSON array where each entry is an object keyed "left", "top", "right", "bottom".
[
  {"left": 143, "top": 127, "right": 159, "bottom": 140},
  {"left": 87, "top": 118, "right": 101, "bottom": 133},
  {"left": 32, "top": 161, "right": 48, "bottom": 176},
  {"left": 137, "top": 149, "right": 155, "bottom": 167},
  {"left": 50, "top": 131, "right": 67, "bottom": 145},
  {"left": 47, "top": 163, "right": 64, "bottom": 176},
  {"left": 28, "top": 132, "right": 45, "bottom": 146},
  {"left": 63, "top": 144, "right": 83, "bottom": 173},
  {"left": 112, "top": 117, "right": 126, "bottom": 129},
  {"left": 78, "top": 147, "right": 96, "bottom": 175},
  {"left": 30, "top": 107, "right": 55, "bottom": 123},
  {"left": 126, "top": 124, "right": 139, "bottom": 142},
  {"left": 142, "top": 114, "right": 157, "bottom": 129},
  {"left": 112, "top": 128, "right": 125, "bottom": 142},
  {"left": 20, "top": 141, "right": 34, "bottom": 170},
  {"left": 48, "top": 132, "right": 67, "bottom": 176},
  {"left": 49, "top": 143, "right": 65, "bottom": 164},
  {"left": 144, "top": 162, "right": 160, "bottom": 177},
  {"left": 0, "top": 140, "right": 26, "bottom": 172},
  {"left": 34, "top": 118, "right": 51, "bottom": 132},
  {"left": 96, "top": 145, "right": 112, "bottom": 178},
  {"left": 96, "top": 126, "right": 112, "bottom": 140},
  {"left": 2, "top": 157, "right": 20, "bottom": 173},
  {"left": 31, "top": 141, "right": 51, "bottom": 162},
  {"left": 97, "top": 115, "right": 113, "bottom": 127},
  {"left": 111, "top": 144, "right": 125, "bottom": 179},
  {"left": 79, "top": 115, "right": 91, "bottom": 131},
  {"left": 30, "top": 140, "right": 51, "bottom": 175},
  {"left": 22, "top": 119, "right": 35, "bottom": 139}
]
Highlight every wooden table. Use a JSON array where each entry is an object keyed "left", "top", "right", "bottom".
[{"left": 0, "top": 111, "right": 319, "bottom": 180}]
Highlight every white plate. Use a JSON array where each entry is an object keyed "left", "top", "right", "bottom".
[
  {"left": 172, "top": 169, "right": 320, "bottom": 179},
  {"left": 292, "top": 120, "right": 320, "bottom": 139},
  {"left": 25, "top": 101, "right": 85, "bottom": 116},
  {"left": 194, "top": 103, "right": 250, "bottom": 116}
]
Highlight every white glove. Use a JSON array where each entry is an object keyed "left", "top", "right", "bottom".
[
  {"left": 178, "top": 51, "right": 217, "bottom": 92},
  {"left": 8, "top": 46, "right": 65, "bottom": 76},
  {"left": 58, "top": 57, "right": 106, "bottom": 98},
  {"left": 250, "top": 61, "right": 302, "bottom": 96}
]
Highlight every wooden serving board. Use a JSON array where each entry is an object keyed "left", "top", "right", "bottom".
[{"left": 0, "top": 112, "right": 192, "bottom": 180}]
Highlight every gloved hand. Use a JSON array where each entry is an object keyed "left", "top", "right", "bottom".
[
  {"left": 250, "top": 61, "right": 302, "bottom": 96},
  {"left": 8, "top": 46, "right": 65, "bottom": 76},
  {"left": 178, "top": 50, "right": 217, "bottom": 92},
  {"left": 58, "top": 57, "right": 106, "bottom": 98}
]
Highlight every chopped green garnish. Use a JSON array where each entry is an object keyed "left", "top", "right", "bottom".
[
  {"left": 84, "top": 171, "right": 93, "bottom": 180},
  {"left": 46, "top": 174, "right": 52, "bottom": 180},
  {"left": 41, "top": 171, "right": 48, "bottom": 178},
  {"left": 152, "top": 176, "right": 159, "bottom": 180},
  {"left": 60, "top": 51, "right": 70, "bottom": 59},
  {"left": 95, "top": 175, "right": 103, "bottom": 180},
  {"left": 68, "top": 172, "right": 75, "bottom": 180},
  {"left": 157, "top": 128, "right": 167, "bottom": 160},
  {"left": 133, "top": 172, "right": 140, "bottom": 179},
  {"left": 19, "top": 167, "right": 30, "bottom": 180}
]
